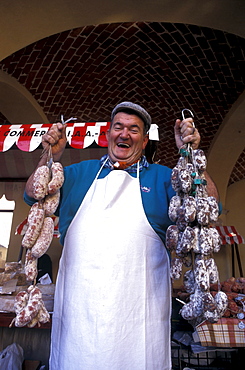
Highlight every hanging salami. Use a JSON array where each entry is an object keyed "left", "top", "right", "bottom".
[{"left": 166, "top": 109, "right": 227, "bottom": 325}]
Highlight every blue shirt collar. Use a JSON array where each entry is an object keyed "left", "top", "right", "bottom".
[{"left": 100, "top": 154, "right": 149, "bottom": 173}]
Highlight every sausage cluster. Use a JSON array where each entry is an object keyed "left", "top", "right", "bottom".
[
  {"left": 22, "top": 161, "right": 64, "bottom": 283},
  {"left": 177, "top": 277, "right": 245, "bottom": 320},
  {"left": 11, "top": 155, "right": 64, "bottom": 328},
  {"left": 11, "top": 285, "right": 50, "bottom": 328},
  {"left": 167, "top": 146, "right": 228, "bottom": 324}
]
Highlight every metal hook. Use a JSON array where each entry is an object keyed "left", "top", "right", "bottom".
[
  {"left": 180, "top": 109, "right": 196, "bottom": 154},
  {"left": 60, "top": 115, "right": 77, "bottom": 125},
  {"left": 181, "top": 108, "right": 194, "bottom": 120},
  {"left": 181, "top": 109, "right": 195, "bottom": 131}
]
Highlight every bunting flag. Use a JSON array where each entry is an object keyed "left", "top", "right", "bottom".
[
  {"left": 216, "top": 226, "right": 245, "bottom": 245},
  {"left": 0, "top": 122, "right": 111, "bottom": 152}
]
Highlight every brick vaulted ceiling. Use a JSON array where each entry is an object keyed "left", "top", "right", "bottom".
[{"left": 0, "top": 22, "right": 244, "bottom": 184}]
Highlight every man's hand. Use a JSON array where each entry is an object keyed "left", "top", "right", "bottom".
[
  {"left": 174, "top": 118, "right": 200, "bottom": 150},
  {"left": 42, "top": 122, "right": 67, "bottom": 161},
  {"left": 174, "top": 117, "right": 219, "bottom": 201}
]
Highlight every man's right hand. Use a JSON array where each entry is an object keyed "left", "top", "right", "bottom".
[{"left": 42, "top": 122, "right": 67, "bottom": 161}]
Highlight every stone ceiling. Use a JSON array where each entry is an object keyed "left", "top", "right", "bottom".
[{"left": 0, "top": 21, "right": 244, "bottom": 184}]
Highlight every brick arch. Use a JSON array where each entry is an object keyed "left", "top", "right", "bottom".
[
  {"left": 207, "top": 91, "right": 245, "bottom": 203},
  {"left": 1, "top": 0, "right": 245, "bottom": 60},
  {"left": 0, "top": 70, "right": 48, "bottom": 123},
  {"left": 0, "top": 2, "right": 244, "bottom": 202}
]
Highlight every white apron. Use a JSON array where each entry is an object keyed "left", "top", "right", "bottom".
[{"left": 49, "top": 163, "right": 171, "bottom": 370}]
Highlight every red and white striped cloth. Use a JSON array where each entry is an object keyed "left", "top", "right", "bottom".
[
  {"left": 216, "top": 226, "right": 245, "bottom": 245},
  {"left": 0, "top": 122, "right": 111, "bottom": 152}
]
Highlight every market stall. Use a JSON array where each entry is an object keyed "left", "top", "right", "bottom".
[
  {"left": 216, "top": 225, "right": 245, "bottom": 277},
  {"left": 172, "top": 226, "right": 245, "bottom": 369},
  {"left": 0, "top": 121, "right": 244, "bottom": 369}
]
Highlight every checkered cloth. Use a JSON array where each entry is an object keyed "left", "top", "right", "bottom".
[{"left": 196, "top": 318, "right": 245, "bottom": 347}]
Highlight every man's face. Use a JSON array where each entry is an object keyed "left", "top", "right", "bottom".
[{"left": 106, "top": 112, "right": 149, "bottom": 164}]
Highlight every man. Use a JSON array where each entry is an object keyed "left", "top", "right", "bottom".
[{"left": 25, "top": 102, "right": 218, "bottom": 370}]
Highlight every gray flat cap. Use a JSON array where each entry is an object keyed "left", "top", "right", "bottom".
[{"left": 111, "top": 101, "right": 151, "bottom": 132}]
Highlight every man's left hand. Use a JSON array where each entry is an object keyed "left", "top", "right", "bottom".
[{"left": 174, "top": 118, "right": 200, "bottom": 150}]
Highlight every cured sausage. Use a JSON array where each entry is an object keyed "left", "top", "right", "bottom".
[
  {"left": 192, "top": 288, "right": 205, "bottom": 318},
  {"left": 171, "top": 167, "right": 181, "bottom": 192},
  {"left": 14, "top": 291, "right": 29, "bottom": 315},
  {"left": 27, "top": 301, "right": 50, "bottom": 327},
  {"left": 203, "top": 292, "right": 217, "bottom": 312},
  {"left": 48, "top": 162, "right": 64, "bottom": 195},
  {"left": 14, "top": 286, "right": 42, "bottom": 327},
  {"left": 199, "top": 226, "right": 214, "bottom": 255},
  {"left": 194, "top": 258, "right": 210, "bottom": 291},
  {"left": 204, "top": 309, "right": 220, "bottom": 323},
  {"left": 165, "top": 225, "right": 179, "bottom": 251},
  {"left": 176, "top": 206, "right": 188, "bottom": 231},
  {"left": 210, "top": 227, "right": 222, "bottom": 253},
  {"left": 31, "top": 217, "right": 54, "bottom": 259},
  {"left": 208, "top": 196, "right": 219, "bottom": 223},
  {"left": 180, "top": 301, "right": 196, "bottom": 321},
  {"left": 183, "top": 196, "right": 196, "bottom": 222},
  {"left": 215, "top": 291, "right": 228, "bottom": 317},
  {"left": 192, "top": 149, "right": 207, "bottom": 171},
  {"left": 205, "top": 257, "right": 219, "bottom": 284},
  {"left": 32, "top": 165, "right": 50, "bottom": 200},
  {"left": 13, "top": 286, "right": 50, "bottom": 328},
  {"left": 177, "top": 226, "right": 196, "bottom": 254},
  {"left": 168, "top": 195, "right": 182, "bottom": 222},
  {"left": 196, "top": 197, "right": 210, "bottom": 226},
  {"left": 22, "top": 202, "right": 45, "bottom": 248},
  {"left": 192, "top": 226, "right": 200, "bottom": 254},
  {"left": 37, "top": 301, "right": 50, "bottom": 324},
  {"left": 43, "top": 190, "right": 60, "bottom": 216},
  {"left": 179, "top": 168, "right": 192, "bottom": 193},
  {"left": 183, "top": 269, "right": 195, "bottom": 294},
  {"left": 24, "top": 249, "right": 38, "bottom": 282},
  {"left": 180, "top": 289, "right": 204, "bottom": 321},
  {"left": 170, "top": 257, "right": 183, "bottom": 280}
]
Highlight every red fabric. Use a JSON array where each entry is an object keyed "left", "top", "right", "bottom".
[
  {"left": 0, "top": 122, "right": 110, "bottom": 152},
  {"left": 216, "top": 226, "right": 244, "bottom": 245}
]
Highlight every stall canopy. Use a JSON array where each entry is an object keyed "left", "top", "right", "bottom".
[
  {"left": 0, "top": 122, "right": 110, "bottom": 152},
  {"left": 0, "top": 122, "right": 110, "bottom": 198},
  {"left": 216, "top": 226, "right": 245, "bottom": 245},
  {"left": 216, "top": 226, "right": 245, "bottom": 277}
]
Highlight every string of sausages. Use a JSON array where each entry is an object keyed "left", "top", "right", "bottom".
[
  {"left": 11, "top": 147, "right": 64, "bottom": 328},
  {"left": 166, "top": 137, "right": 228, "bottom": 325}
]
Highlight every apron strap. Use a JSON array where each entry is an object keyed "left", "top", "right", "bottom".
[{"left": 95, "top": 156, "right": 109, "bottom": 180}]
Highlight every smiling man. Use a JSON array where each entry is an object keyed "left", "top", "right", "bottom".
[
  {"left": 107, "top": 103, "right": 150, "bottom": 167},
  {"left": 24, "top": 101, "right": 218, "bottom": 370}
]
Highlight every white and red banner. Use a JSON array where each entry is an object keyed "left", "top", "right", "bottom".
[
  {"left": 0, "top": 122, "right": 111, "bottom": 152},
  {"left": 216, "top": 226, "right": 245, "bottom": 245}
]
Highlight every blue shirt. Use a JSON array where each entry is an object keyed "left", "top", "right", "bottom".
[{"left": 24, "top": 157, "right": 175, "bottom": 245}]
